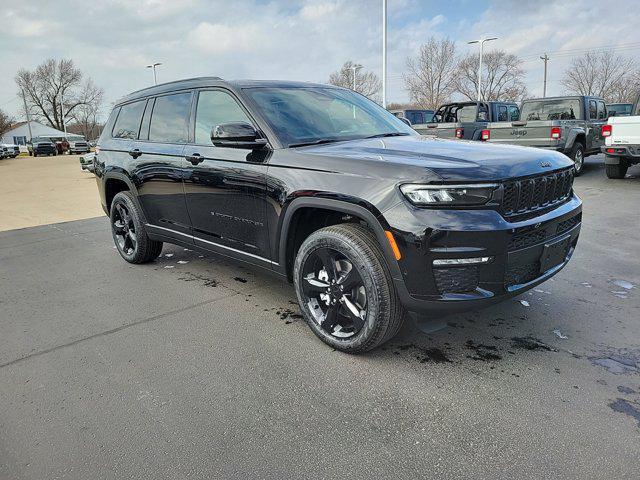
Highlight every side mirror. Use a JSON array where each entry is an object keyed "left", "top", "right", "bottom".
[
  {"left": 608, "top": 111, "right": 616, "bottom": 117},
  {"left": 399, "top": 117, "right": 412, "bottom": 127},
  {"left": 211, "top": 122, "right": 267, "bottom": 149}
]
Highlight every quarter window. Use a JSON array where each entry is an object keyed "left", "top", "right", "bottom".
[
  {"left": 195, "top": 90, "right": 253, "bottom": 144},
  {"left": 597, "top": 101, "right": 606, "bottom": 119},
  {"left": 589, "top": 100, "right": 597, "bottom": 120},
  {"left": 508, "top": 105, "right": 520, "bottom": 121},
  {"left": 112, "top": 100, "right": 146, "bottom": 139},
  {"left": 148, "top": 93, "right": 192, "bottom": 143},
  {"left": 497, "top": 105, "right": 508, "bottom": 122}
]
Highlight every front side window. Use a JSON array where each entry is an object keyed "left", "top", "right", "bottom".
[
  {"left": 521, "top": 99, "right": 581, "bottom": 121},
  {"left": 112, "top": 100, "right": 146, "bottom": 139},
  {"left": 195, "top": 90, "right": 253, "bottom": 144},
  {"left": 148, "top": 92, "right": 192, "bottom": 143},
  {"left": 245, "top": 87, "right": 414, "bottom": 147}
]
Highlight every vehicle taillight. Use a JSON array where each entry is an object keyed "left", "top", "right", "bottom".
[
  {"left": 481, "top": 129, "right": 490, "bottom": 141},
  {"left": 601, "top": 124, "right": 612, "bottom": 137},
  {"left": 455, "top": 127, "right": 463, "bottom": 139},
  {"left": 606, "top": 148, "right": 615, "bottom": 154},
  {"left": 550, "top": 127, "right": 561, "bottom": 139}
]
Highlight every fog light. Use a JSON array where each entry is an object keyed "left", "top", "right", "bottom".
[{"left": 433, "top": 256, "right": 492, "bottom": 266}]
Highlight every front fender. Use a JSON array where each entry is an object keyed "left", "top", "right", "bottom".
[{"left": 276, "top": 196, "right": 402, "bottom": 280}]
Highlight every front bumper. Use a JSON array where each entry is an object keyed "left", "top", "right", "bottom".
[{"left": 383, "top": 194, "right": 582, "bottom": 314}]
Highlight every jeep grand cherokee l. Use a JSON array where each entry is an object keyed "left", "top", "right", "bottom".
[{"left": 94, "top": 77, "right": 582, "bottom": 353}]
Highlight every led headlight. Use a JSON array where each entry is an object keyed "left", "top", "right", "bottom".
[{"left": 400, "top": 183, "right": 497, "bottom": 206}]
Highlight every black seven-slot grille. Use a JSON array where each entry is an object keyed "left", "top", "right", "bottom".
[
  {"left": 502, "top": 168, "right": 574, "bottom": 218},
  {"left": 507, "top": 212, "right": 581, "bottom": 251}
]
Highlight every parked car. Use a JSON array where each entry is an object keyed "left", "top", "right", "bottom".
[
  {"left": 95, "top": 77, "right": 582, "bottom": 353},
  {"left": 79, "top": 152, "right": 95, "bottom": 172},
  {"left": 30, "top": 140, "right": 57, "bottom": 156},
  {"left": 601, "top": 96, "right": 640, "bottom": 178},
  {"left": 483, "top": 96, "right": 607, "bottom": 176},
  {"left": 414, "top": 101, "right": 520, "bottom": 140},
  {"left": 389, "top": 109, "right": 434, "bottom": 125},
  {"left": 68, "top": 137, "right": 91, "bottom": 154},
  {"left": 1, "top": 143, "right": 20, "bottom": 158},
  {"left": 606, "top": 103, "right": 633, "bottom": 117}
]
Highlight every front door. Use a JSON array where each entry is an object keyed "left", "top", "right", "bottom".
[{"left": 183, "top": 89, "right": 270, "bottom": 262}]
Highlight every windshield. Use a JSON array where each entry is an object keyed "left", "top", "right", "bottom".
[
  {"left": 521, "top": 99, "right": 581, "bottom": 121},
  {"left": 244, "top": 86, "right": 415, "bottom": 147},
  {"left": 608, "top": 104, "right": 632, "bottom": 115}
]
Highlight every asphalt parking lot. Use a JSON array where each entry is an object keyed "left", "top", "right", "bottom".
[{"left": 1, "top": 155, "right": 639, "bottom": 479}]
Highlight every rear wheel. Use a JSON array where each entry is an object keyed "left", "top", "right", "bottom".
[
  {"left": 606, "top": 162, "right": 628, "bottom": 179},
  {"left": 110, "top": 191, "right": 163, "bottom": 263},
  {"left": 568, "top": 142, "right": 585, "bottom": 176},
  {"left": 293, "top": 224, "right": 405, "bottom": 353}
]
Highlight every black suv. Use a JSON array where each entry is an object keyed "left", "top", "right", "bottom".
[{"left": 95, "top": 77, "right": 582, "bottom": 353}]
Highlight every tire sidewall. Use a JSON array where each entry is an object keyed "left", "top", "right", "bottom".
[{"left": 293, "top": 229, "right": 387, "bottom": 352}]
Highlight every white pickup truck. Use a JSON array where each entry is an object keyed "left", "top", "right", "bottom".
[{"left": 602, "top": 98, "right": 640, "bottom": 178}]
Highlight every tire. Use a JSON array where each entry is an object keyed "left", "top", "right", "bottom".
[
  {"left": 293, "top": 223, "right": 405, "bottom": 353},
  {"left": 110, "top": 191, "right": 163, "bottom": 264},
  {"left": 33, "top": 153, "right": 37, "bottom": 157},
  {"left": 568, "top": 142, "right": 585, "bottom": 176},
  {"left": 606, "top": 163, "right": 628, "bottom": 179}
]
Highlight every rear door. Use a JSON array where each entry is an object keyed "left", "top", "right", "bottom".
[
  {"left": 588, "top": 99, "right": 607, "bottom": 152},
  {"left": 183, "top": 88, "right": 270, "bottom": 261},
  {"left": 131, "top": 91, "right": 193, "bottom": 237}
]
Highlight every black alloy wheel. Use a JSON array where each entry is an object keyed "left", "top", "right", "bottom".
[
  {"left": 300, "top": 247, "right": 367, "bottom": 339},
  {"left": 112, "top": 202, "right": 137, "bottom": 256}
]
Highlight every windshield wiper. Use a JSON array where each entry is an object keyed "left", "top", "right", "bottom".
[
  {"left": 364, "top": 132, "right": 411, "bottom": 139},
  {"left": 288, "top": 138, "right": 344, "bottom": 148}
]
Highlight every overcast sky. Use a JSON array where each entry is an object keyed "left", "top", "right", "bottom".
[{"left": 1, "top": 0, "right": 639, "bottom": 120}]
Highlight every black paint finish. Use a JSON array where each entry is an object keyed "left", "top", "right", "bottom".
[{"left": 94, "top": 77, "right": 582, "bottom": 314}]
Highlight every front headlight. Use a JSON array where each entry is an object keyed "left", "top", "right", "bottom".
[{"left": 400, "top": 183, "right": 498, "bottom": 206}]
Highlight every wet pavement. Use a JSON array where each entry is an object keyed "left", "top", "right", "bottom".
[{"left": 1, "top": 156, "right": 639, "bottom": 479}]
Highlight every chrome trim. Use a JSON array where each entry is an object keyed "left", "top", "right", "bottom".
[{"left": 146, "top": 223, "right": 278, "bottom": 265}]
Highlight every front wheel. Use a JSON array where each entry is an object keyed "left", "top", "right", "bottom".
[
  {"left": 110, "top": 191, "right": 163, "bottom": 263},
  {"left": 293, "top": 224, "right": 405, "bottom": 353},
  {"left": 568, "top": 142, "right": 585, "bottom": 176}
]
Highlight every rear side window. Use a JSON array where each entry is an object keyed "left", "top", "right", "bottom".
[
  {"left": 508, "top": 105, "right": 520, "bottom": 121},
  {"left": 112, "top": 100, "right": 146, "bottom": 139},
  {"left": 521, "top": 99, "right": 580, "bottom": 121},
  {"left": 589, "top": 100, "right": 600, "bottom": 119},
  {"left": 597, "top": 101, "right": 606, "bottom": 119},
  {"left": 149, "top": 92, "right": 192, "bottom": 143},
  {"left": 497, "top": 105, "right": 508, "bottom": 121},
  {"left": 195, "top": 90, "right": 253, "bottom": 144}
]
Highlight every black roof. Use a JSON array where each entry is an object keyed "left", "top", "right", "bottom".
[{"left": 116, "top": 77, "right": 338, "bottom": 105}]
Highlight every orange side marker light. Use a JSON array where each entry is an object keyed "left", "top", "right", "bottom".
[{"left": 385, "top": 230, "right": 402, "bottom": 261}]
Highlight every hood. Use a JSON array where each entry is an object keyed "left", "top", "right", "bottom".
[{"left": 299, "top": 135, "right": 573, "bottom": 181}]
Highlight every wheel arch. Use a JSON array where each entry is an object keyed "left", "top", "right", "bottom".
[
  {"left": 565, "top": 128, "right": 586, "bottom": 150},
  {"left": 103, "top": 172, "right": 147, "bottom": 222},
  {"left": 277, "top": 197, "right": 402, "bottom": 282}
]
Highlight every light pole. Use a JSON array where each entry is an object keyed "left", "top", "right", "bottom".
[
  {"left": 59, "top": 92, "right": 68, "bottom": 136},
  {"left": 382, "top": 0, "right": 387, "bottom": 108},
  {"left": 146, "top": 62, "right": 162, "bottom": 85},
  {"left": 467, "top": 37, "right": 497, "bottom": 101},
  {"left": 350, "top": 64, "right": 362, "bottom": 91},
  {"left": 540, "top": 53, "right": 549, "bottom": 98}
]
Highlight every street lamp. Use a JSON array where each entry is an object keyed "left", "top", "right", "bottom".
[
  {"left": 467, "top": 37, "right": 497, "bottom": 101},
  {"left": 146, "top": 62, "right": 162, "bottom": 86},
  {"left": 350, "top": 64, "right": 362, "bottom": 91}
]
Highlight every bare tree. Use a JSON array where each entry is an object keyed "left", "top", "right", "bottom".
[
  {"left": 69, "top": 80, "right": 104, "bottom": 140},
  {"left": 0, "top": 108, "right": 14, "bottom": 138},
  {"left": 455, "top": 50, "right": 527, "bottom": 102},
  {"left": 328, "top": 61, "right": 382, "bottom": 101},
  {"left": 15, "top": 58, "right": 104, "bottom": 132},
  {"left": 403, "top": 37, "right": 457, "bottom": 109},
  {"left": 561, "top": 51, "right": 638, "bottom": 102}
]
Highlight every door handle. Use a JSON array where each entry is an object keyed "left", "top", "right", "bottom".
[
  {"left": 128, "top": 148, "right": 142, "bottom": 159},
  {"left": 185, "top": 153, "right": 204, "bottom": 165}
]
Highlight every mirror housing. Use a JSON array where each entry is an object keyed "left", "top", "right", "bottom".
[{"left": 211, "top": 122, "right": 267, "bottom": 149}]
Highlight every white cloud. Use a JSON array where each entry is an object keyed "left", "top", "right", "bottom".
[
  {"left": 299, "top": 2, "right": 339, "bottom": 19},
  {"left": 187, "top": 22, "right": 265, "bottom": 54}
]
